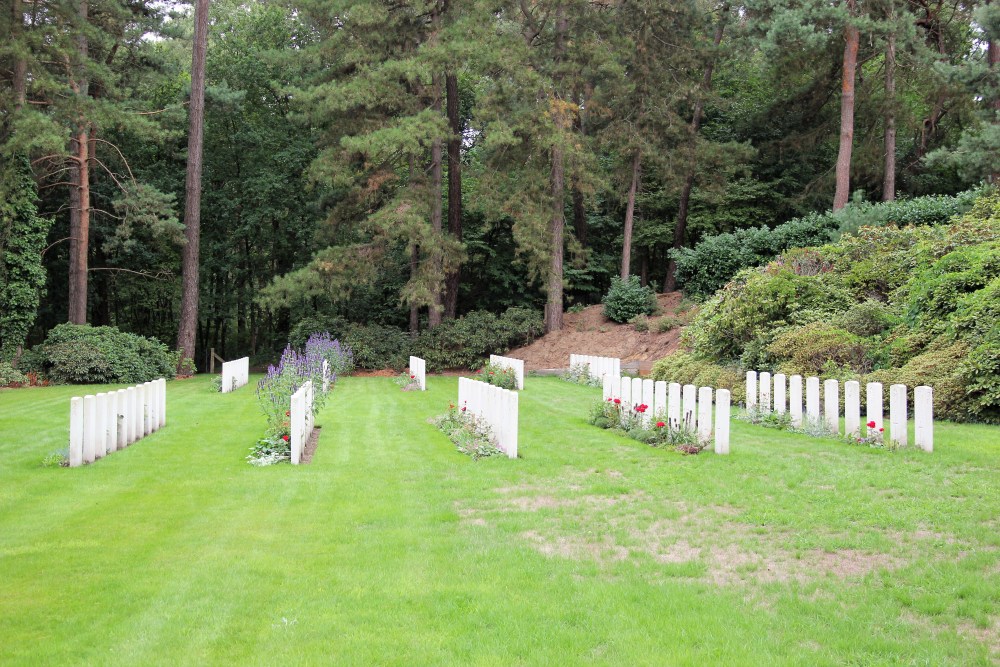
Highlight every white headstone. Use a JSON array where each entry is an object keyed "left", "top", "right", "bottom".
[
  {"left": 106, "top": 390, "right": 117, "bottom": 454},
  {"left": 116, "top": 389, "right": 128, "bottom": 449},
  {"left": 914, "top": 386, "right": 933, "bottom": 452},
  {"left": 69, "top": 397, "right": 83, "bottom": 467},
  {"left": 789, "top": 375, "right": 803, "bottom": 428},
  {"left": 682, "top": 384, "right": 697, "bottom": 431},
  {"left": 631, "top": 377, "right": 643, "bottom": 409},
  {"left": 602, "top": 373, "right": 614, "bottom": 400},
  {"left": 890, "top": 384, "right": 908, "bottom": 448},
  {"left": 714, "top": 389, "right": 730, "bottom": 455},
  {"left": 668, "top": 382, "right": 681, "bottom": 430},
  {"left": 127, "top": 386, "right": 138, "bottom": 443},
  {"left": 698, "top": 387, "right": 713, "bottom": 442},
  {"left": 773, "top": 373, "right": 786, "bottom": 414},
  {"left": 746, "top": 371, "right": 757, "bottom": 410},
  {"left": 823, "top": 379, "right": 839, "bottom": 435},
  {"left": 83, "top": 395, "right": 97, "bottom": 464},
  {"left": 806, "top": 377, "right": 820, "bottom": 427},
  {"left": 620, "top": 377, "right": 632, "bottom": 407},
  {"left": 642, "top": 379, "right": 654, "bottom": 424},
  {"left": 94, "top": 393, "right": 107, "bottom": 460},
  {"left": 654, "top": 381, "right": 667, "bottom": 419},
  {"left": 866, "top": 382, "right": 883, "bottom": 440},
  {"left": 159, "top": 378, "right": 167, "bottom": 428},
  {"left": 844, "top": 381, "right": 860, "bottom": 438},
  {"left": 759, "top": 372, "right": 772, "bottom": 413}
]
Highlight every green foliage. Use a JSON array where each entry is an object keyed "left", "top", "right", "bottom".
[
  {"left": 475, "top": 361, "right": 518, "bottom": 390},
  {"left": 414, "top": 308, "right": 543, "bottom": 371},
  {"left": 562, "top": 363, "right": 603, "bottom": 387},
  {"left": 671, "top": 191, "right": 979, "bottom": 298},
  {"left": 906, "top": 242, "right": 1000, "bottom": 332},
  {"left": 31, "top": 324, "right": 175, "bottom": 385},
  {"left": 629, "top": 315, "right": 650, "bottom": 332},
  {"left": 670, "top": 191, "right": 1000, "bottom": 423},
  {"left": 767, "top": 323, "right": 872, "bottom": 375},
  {"left": 0, "top": 361, "right": 28, "bottom": 387},
  {"left": 684, "top": 267, "right": 852, "bottom": 361},
  {"left": 0, "top": 160, "right": 51, "bottom": 362},
  {"left": 649, "top": 352, "right": 746, "bottom": 405},
  {"left": 433, "top": 404, "right": 504, "bottom": 460},
  {"left": 344, "top": 323, "right": 412, "bottom": 371},
  {"left": 601, "top": 276, "right": 657, "bottom": 323}
]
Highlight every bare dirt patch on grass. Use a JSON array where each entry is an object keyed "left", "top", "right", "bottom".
[{"left": 459, "top": 489, "right": 910, "bottom": 585}]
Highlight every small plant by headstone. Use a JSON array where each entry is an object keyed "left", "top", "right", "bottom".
[
  {"left": 432, "top": 403, "right": 504, "bottom": 460},
  {"left": 474, "top": 361, "right": 518, "bottom": 390},
  {"left": 563, "top": 363, "right": 602, "bottom": 387}
]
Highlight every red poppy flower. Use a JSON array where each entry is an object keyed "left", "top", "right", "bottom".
[
  {"left": 282, "top": 435, "right": 289, "bottom": 441},
  {"left": 410, "top": 374, "right": 415, "bottom": 379},
  {"left": 867, "top": 421, "right": 876, "bottom": 428},
  {"left": 878, "top": 427, "right": 884, "bottom": 432},
  {"left": 461, "top": 406, "right": 467, "bottom": 412},
  {"left": 613, "top": 398, "right": 621, "bottom": 405},
  {"left": 606, "top": 398, "right": 612, "bottom": 402},
  {"left": 656, "top": 421, "right": 666, "bottom": 428}
]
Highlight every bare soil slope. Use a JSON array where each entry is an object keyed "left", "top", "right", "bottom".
[{"left": 507, "top": 293, "right": 688, "bottom": 371}]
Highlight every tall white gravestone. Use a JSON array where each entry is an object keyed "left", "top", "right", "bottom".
[
  {"left": 823, "top": 379, "right": 839, "bottom": 435},
  {"left": 844, "top": 381, "right": 860, "bottom": 438},
  {"left": 682, "top": 384, "right": 697, "bottom": 430},
  {"left": 654, "top": 381, "right": 667, "bottom": 419},
  {"left": 714, "top": 389, "right": 731, "bottom": 455},
  {"left": 759, "top": 372, "right": 772, "bottom": 413},
  {"left": 774, "top": 373, "right": 787, "bottom": 415},
  {"left": 890, "top": 384, "right": 908, "bottom": 448},
  {"left": 866, "top": 382, "right": 883, "bottom": 439},
  {"left": 914, "top": 386, "right": 933, "bottom": 452},
  {"left": 746, "top": 371, "right": 757, "bottom": 410},
  {"left": 698, "top": 387, "right": 713, "bottom": 442},
  {"left": 668, "top": 383, "right": 681, "bottom": 430},
  {"left": 789, "top": 375, "right": 803, "bottom": 428},
  {"left": 69, "top": 397, "right": 83, "bottom": 467},
  {"left": 806, "top": 377, "right": 820, "bottom": 427}
]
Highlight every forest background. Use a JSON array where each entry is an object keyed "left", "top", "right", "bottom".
[{"left": 0, "top": 0, "right": 997, "bottom": 372}]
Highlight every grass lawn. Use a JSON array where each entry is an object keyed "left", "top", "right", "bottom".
[{"left": 0, "top": 374, "right": 998, "bottom": 665}]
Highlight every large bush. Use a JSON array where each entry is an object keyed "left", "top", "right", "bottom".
[
  {"left": 31, "top": 324, "right": 175, "bottom": 384},
  {"left": 343, "top": 323, "right": 412, "bottom": 370},
  {"left": 414, "top": 307, "right": 544, "bottom": 370},
  {"left": 657, "top": 190, "right": 1000, "bottom": 423},
  {"left": 601, "top": 276, "right": 658, "bottom": 323},
  {"left": 649, "top": 352, "right": 746, "bottom": 405},
  {"left": 670, "top": 189, "right": 980, "bottom": 298}
]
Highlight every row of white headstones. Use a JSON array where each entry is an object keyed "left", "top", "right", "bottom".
[
  {"left": 570, "top": 354, "right": 621, "bottom": 383},
  {"left": 221, "top": 357, "right": 249, "bottom": 393},
  {"left": 457, "top": 376, "right": 519, "bottom": 458},
  {"left": 746, "top": 371, "right": 934, "bottom": 452},
  {"left": 602, "top": 375, "right": 733, "bottom": 454},
  {"left": 68, "top": 378, "right": 167, "bottom": 467}
]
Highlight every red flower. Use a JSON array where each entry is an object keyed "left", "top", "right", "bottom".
[
  {"left": 656, "top": 421, "right": 666, "bottom": 428},
  {"left": 476, "top": 369, "right": 482, "bottom": 374},
  {"left": 635, "top": 404, "right": 648, "bottom": 413},
  {"left": 613, "top": 398, "right": 621, "bottom": 405},
  {"left": 461, "top": 406, "right": 467, "bottom": 412},
  {"left": 489, "top": 372, "right": 494, "bottom": 375},
  {"left": 285, "top": 410, "right": 290, "bottom": 417},
  {"left": 606, "top": 398, "right": 612, "bottom": 402},
  {"left": 867, "top": 421, "right": 876, "bottom": 429},
  {"left": 410, "top": 374, "right": 415, "bottom": 379},
  {"left": 878, "top": 427, "right": 884, "bottom": 433},
  {"left": 282, "top": 435, "right": 289, "bottom": 441}
]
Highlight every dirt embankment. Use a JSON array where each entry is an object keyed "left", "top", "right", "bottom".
[{"left": 506, "top": 293, "right": 690, "bottom": 371}]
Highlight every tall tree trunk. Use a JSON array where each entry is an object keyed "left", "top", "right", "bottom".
[
  {"left": 833, "top": 0, "right": 860, "bottom": 211},
  {"left": 620, "top": 149, "right": 641, "bottom": 279},
  {"left": 444, "top": 71, "right": 462, "bottom": 319},
  {"left": 883, "top": 30, "right": 897, "bottom": 201},
  {"left": 175, "top": 0, "right": 209, "bottom": 370},
  {"left": 545, "top": 4, "right": 568, "bottom": 333},
  {"left": 990, "top": 0, "right": 999, "bottom": 184},
  {"left": 67, "top": 0, "right": 89, "bottom": 324},
  {"left": 409, "top": 245, "right": 420, "bottom": 337},
  {"left": 428, "top": 72, "right": 444, "bottom": 328},
  {"left": 12, "top": 0, "right": 26, "bottom": 111},
  {"left": 664, "top": 2, "right": 728, "bottom": 292}
]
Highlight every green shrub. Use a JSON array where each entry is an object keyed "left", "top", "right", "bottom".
[
  {"left": 962, "top": 328, "right": 1000, "bottom": 423},
  {"left": 671, "top": 189, "right": 980, "bottom": 298},
  {"left": 414, "top": 307, "right": 543, "bottom": 371},
  {"left": 683, "top": 266, "right": 853, "bottom": 361},
  {"left": 0, "top": 361, "right": 28, "bottom": 386},
  {"left": 767, "top": 322, "right": 872, "bottom": 376},
  {"left": 655, "top": 315, "right": 684, "bottom": 333},
  {"left": 601, "top": 276, "right": 658, "bottom": 323},
  {"left": 906, "top": 241, "right": 1000, "bottom": 332},
  {"left": 344, "top": 323, "right": 411, "bottom": 370},
  {"left": 31, "top": 324, "right": 175, "bottom": 384},
  {"left": 865, "top": 339, "right": 970, "bottom": 422},
  {"left": 289, "top": 314, "right": 348, "bottom": 349},
  {"left": 649, "top": 352, "right": 746, "bottom": 405},
  {"left": 834, "top": 300, "right": 901, "bottom": 337},
  {"left": 630, "top": 315, "right": 650, "bottom": 332}
]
